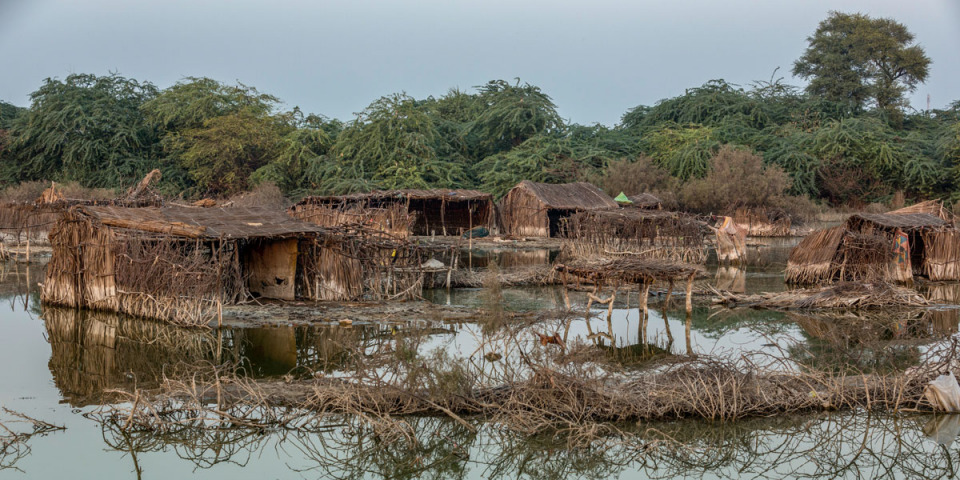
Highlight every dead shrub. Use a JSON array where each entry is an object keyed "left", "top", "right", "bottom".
[{"left": 678, "top": 147, "right": 790, "bottom": 213}]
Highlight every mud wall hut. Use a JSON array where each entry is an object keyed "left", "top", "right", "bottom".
[
  {"left": 41, "top": 205, "right": 427, "bottom": 325},
  {"left": 499, "top": 181, "right": 619, "bottom": 238},
  {"left": 786, "top": 205, "right": 960, "bottom": 284},
  {"left": 561, "top": 209, "right": 708, "bottom": 263},
  {"left": 290, "top": 189, "right": 495, "bottom": 237}
]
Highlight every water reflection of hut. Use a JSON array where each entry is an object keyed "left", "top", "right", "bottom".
[
  {"left": 44, "top": 307, "right": 219, "bottom": 406},
  {"left": 499, "top": 181, "right": 618, "bottom": 238},
  {"left": 41, "top": 205, "right": 427, "bottom": 324},
  {"left": 786, "top": 202, "right": 960, "bottom": 285},
  {"left": 290, "top": 189, "right": 495, "bottom": 237},
  {"left": 561, "top": 209, "right": 708, "bottom": 263}
]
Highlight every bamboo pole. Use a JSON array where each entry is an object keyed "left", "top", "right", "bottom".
[{"left": 606, "top": 285, "right": 617, "bottom": 347}]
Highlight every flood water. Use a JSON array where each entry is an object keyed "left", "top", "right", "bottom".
[{"left": 3, "top": 240, "right": 960, "bottom": 479}]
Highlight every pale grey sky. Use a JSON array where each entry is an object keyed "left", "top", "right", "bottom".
[{"left": 1, "top": 0, "right": 958, "bottom": 126}]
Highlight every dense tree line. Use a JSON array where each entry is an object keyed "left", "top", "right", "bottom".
[{"left": 0, "top": 12, "right": 957, "bottom": 211}]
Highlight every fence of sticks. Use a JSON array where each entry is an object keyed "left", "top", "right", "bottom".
[
  {"left": 732, "top": 207, "right": 792, "bottom": 237},
  {"left": 555, "top": 258, "right": 705, "bottom": 354},
  {"left": 41, "top": 206, "right": 435, "bottom": 326},
  {"left": 560, "top": 209, "right": 708, "bottom": 264}
]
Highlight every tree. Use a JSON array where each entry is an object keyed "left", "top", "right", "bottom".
[
  {"left": 471, "top": 80, "right": 563, "bottom": 157},
  {"left": 143, "top": 77, "right": 284, "bottom": 196},
  {"left": 793, "top": 12, "right": 931, "bottom": 116},
  {"left": 315, "top": 93, "right": 466, "bottom": 193},
  {"left": 3, "top": 73, "right": 159, "bottom": 188}
]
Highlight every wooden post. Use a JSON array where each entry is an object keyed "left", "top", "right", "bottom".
[
  {"left": 606, "top": 285, "right": 617, "bottom": 346},
  {"left": 639, "top": 281, "right": 650, "bottom": 347},
  {"left": 25, "top": 239, "right": 30, "bottom": 264},
  {"left": 662, "top": 279, "right": 674, "bottom": 345},
  {"left": 685, "top": 273, "right": 694, "bottom": 356}
]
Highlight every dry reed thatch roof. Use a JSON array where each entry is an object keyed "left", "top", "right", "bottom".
[
  {"left": 626, "top": 193, "right": 662, "bottom": 209},
  {"left": 889, "top": 200, "right": 954, "bottom": 221},
  {"left": 77, "top": 205, "right": 325, "bottom": 239},
  {"left": 511, "top": 181, "right": 618, "bottom": 210},
  {"left": 787, "top": 226, "right": 844, "bottom": 268},
  {"left": 848, "top": 212, "right": 947, "bottom": 230},
  {"left": 297, "top": 189, "right": 493, "bottom": 205}
]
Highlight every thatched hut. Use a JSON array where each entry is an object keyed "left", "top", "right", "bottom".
[
  {"left": 626, "top": 193, "right": 663, "bottom": 210},
  {"left": 499, "top": 181, "right": 619, "bottom": 237},
  {"left": 561, "top": 209, "right": 708, "bottom": 263},
  {"left": 291, "top": 189, "right": 495, "bottom": 237},
  {"left": 41, "top": 205, "right": 427, "bottom": 325},
  {"left": 786, "top": 205, "right": 960, "bottom": 284}
]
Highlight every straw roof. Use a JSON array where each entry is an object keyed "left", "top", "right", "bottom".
[
  {"left": 77, "top": 205, "right": 325, "bottom": 239},
  {"left": 626, "top": 193, "right": 662, "bottom": 209},
  {"left": 847, "top": 212, "right": 947, "bottom": 230},
  {"left": 296, "top": 189, "right": 492, "bottom": 205},
  {"left": 888, "top": 199, "right": 953, "bottom": 221},
  {"left": 510, "top": 181, "right": 618, "bottom": 210}
]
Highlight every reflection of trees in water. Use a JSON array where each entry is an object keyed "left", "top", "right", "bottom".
[{"left": 89, "top": 411, "right": 960, "bottom": 479}]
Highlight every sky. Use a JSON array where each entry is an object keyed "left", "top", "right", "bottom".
[{"left": 1, "top": 0, "right": 958, "bottom": 126}]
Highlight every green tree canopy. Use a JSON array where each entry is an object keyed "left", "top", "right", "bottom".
[
  {"left": 792, "top": 12, "right": 931, "bottom": 116},
  {"left": 472, "top": 80, "right": 563, "bottom": 157},
  {"left": 3, "top": 73, "right": 159, "bottom": 188}
]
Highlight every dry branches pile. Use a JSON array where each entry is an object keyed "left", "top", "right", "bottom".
[{"left": 713, "top": 282, "right": 929, "bottom": 310}]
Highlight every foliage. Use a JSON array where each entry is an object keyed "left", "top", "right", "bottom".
[
  {"left": 2, "top": 73, "right": 159, "bottom": 188},
  {"left": 678, "top": 147, "right": 793, "bottom": 214},
  {"left": 793, "top": 11, "right": 931, "bottom": 118},
  {"left": 313, "top": 93, "right": 466, "bottom": 194},
  {"left": 171, "top": 110, "right": 283, "bottom": 197},
  {"left": 593, "top": 156, "right": 680, "bottom": 209},
  {"left": 638, "top": 123, "right": 721, "bottom": 180},
  {"left": 472, "top": 80, "right": 563, "bottom": 157}
]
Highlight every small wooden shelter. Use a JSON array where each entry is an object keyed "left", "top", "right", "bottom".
[
  {"left": 499, "top": 181, "right": 619, "bottom": 237},
  {"left": 555, "top": 258, "right": 704, "bottom": 354},
  {"left": 626, "top": 193, "right": 663, "bottom": 210},
  {"left": 786, "top": 202, "right": 960, "bottom": 284},
  {"left": 290, "top": 189, "right": 495, "bottom": 237},
  {"left": 561, "top": 209, "right": 708, "bottom": 263},
  {"left": 41, "top": 205, "right": 427, "bottom": 325}
]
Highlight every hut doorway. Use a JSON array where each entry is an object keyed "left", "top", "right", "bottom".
[{"left": 242, "top": 239, "right": 299, "bottom": 300}]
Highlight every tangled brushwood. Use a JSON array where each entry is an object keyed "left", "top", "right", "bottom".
[{"left": 88, "top": 326, "right": 960, "bottom": 447}]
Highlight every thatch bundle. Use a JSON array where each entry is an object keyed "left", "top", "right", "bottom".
[
  {"left": 499, "top": 181, "right": 618, "bottom": 238},
  {"left": 561, "top": 209, "right": 708, "bottom": 263}
]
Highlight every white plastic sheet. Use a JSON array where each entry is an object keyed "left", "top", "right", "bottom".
[{"left": 924, "top": 373, "right": 960, "bottom": 412}]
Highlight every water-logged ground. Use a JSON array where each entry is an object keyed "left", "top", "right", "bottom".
[{"left": 3, "top": 240, "right": 960, "bottom": 478}]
